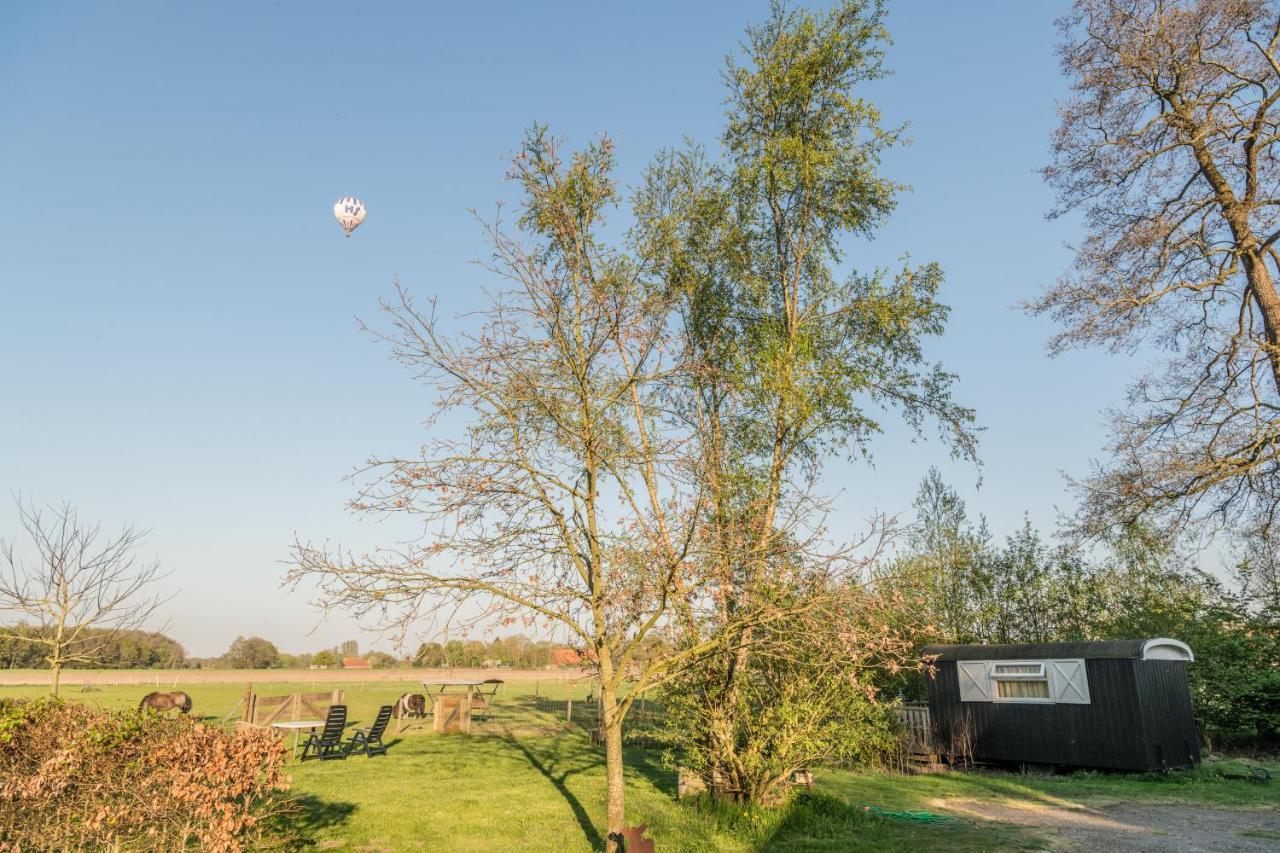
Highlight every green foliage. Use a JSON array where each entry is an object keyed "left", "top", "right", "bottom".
[
  {"left": 278, "top": 651, "right": 314, "bottom": 668},
  {"left": 660, "top": 583, "right": 910, "bottom": 806},
  {"left": 412, "top": 635, "right": 559, "bottom": 668},
  {"left": 366, "top": 650, "right": 399, "bottom": 668},
  {"left": 2, "top": 679, "right": 1273, "bottom": 849},
  {"left": 887, "top": 469, "right": 1280, "bottom": 748},
  {"left": 220, "top": 635, "right": 281, "bottom": 669},
  {"left": 639, "top": 4, "right": 976, "bottom": 482},
  {"left": 0, "top": 625, "right": 184, "bottom": 670},
  {"left": 631, "top": 0, "right": 978, "bottom": 811},
  {"left": 1177, "top": 601, "right": 1280, "bottom": 748}
]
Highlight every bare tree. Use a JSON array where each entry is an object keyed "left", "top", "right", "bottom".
[
  {"left": 1033, "top": 0, "right": 1280, "bottom": 538},
  {"left": 1235, "top": 526, "right": 1280, "bottom": 611},
  {"left": 0, "top": 500, "right": 168, "bottom": 696}
]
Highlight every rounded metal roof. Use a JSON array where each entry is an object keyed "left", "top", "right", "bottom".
[{"left": 921, "top": 638, "right": 1193, "bottom": 662}]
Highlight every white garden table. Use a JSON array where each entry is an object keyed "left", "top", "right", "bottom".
[
  {"left": 271, "top": 719, "right": 325, "bottom": 759},
  {"left": 420, "top": 679, "right": 486, "bottom": 699}
]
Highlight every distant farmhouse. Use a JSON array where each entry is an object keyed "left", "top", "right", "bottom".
[
  {"left": 342, "top": 656, "right": 371, "bottom": 669},
  {"left": 550, "top": 648, "right": 588, "bottom": 666}
]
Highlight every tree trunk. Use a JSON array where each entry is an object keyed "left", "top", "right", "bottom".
[
  {"left": 602, "top": 688, "right": 626, "bottom": 853},
  {"left": 50, "top": 658, "right": 61, "bottom": 697},
  {"left": 1244, "top": 249, "right": 1280, "bottom": 394}
]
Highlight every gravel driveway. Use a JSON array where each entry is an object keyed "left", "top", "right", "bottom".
[{"left": 936, "top": 798, "right": 1280, "bottom": 852}]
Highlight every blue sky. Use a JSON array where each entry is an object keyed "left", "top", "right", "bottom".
[{"left": 1, "top": 1, "right": 1151, "bottom": 657}]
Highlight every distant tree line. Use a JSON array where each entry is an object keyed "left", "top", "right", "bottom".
[
  {"left": 211, "top": 635, "right": 590, "bottom": 670},
  {"left": 192, "top": 634, "right": 588, "bottom": 671},
  {"left": 411, "top": 636, "right": 570, "bottom": 669},
  {"left": 0, "top": 627, "right": 587, "bottom": 673},
  {"left": 881, "top": 470, "right": 1280, "bottom": 749},
  {"left": 0, "top": 626, "right": 184, "bottom": 670},
  {"left": 192, "top": 637, "right": 402, "bottom": 670}
]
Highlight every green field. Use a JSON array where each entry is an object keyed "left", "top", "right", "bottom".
[{"left": 3, "top": 678, "right": 1276, "bottom": 851}]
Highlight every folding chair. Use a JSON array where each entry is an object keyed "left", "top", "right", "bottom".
[
  {"left": 348, "top": 704, "right": 394, "bottom": 757},
  {"left": 300, "top": 704, "right": 349, "bottom": 761}
]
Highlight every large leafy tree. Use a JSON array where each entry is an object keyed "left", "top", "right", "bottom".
[
  {"left": 222, "top": 636, "right": 281, "bottom": 670},
  {"left": 891, "top": 468, "right": 992, "bottom": 643},
  {"left": 637, "top": 0, "right": 977, "bottom": 803},
  {"left": 1034, "top": 0, "right": 1280, "bottom": 538}
]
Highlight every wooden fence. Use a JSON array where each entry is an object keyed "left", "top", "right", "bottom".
[
  {"left": 240, "top": 683, "right": 344, "bottom": 726},
  {"left": 897, "top": 702, "right": 933, "bottom": 759}
]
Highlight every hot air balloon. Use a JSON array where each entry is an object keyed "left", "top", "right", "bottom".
[{"left": 333, "top": 196, "right": 366, "bottom": 237}]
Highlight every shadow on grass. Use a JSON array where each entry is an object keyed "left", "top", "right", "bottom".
[
  {"left": 625, "top": 744, "right": 678, "bottom": 796},
  {"left": 759, "top": 790, "right": 889, "bottom": 850},
  {"left": 757, "top": 788, "right": 1041, "bottom": 853},
  {"left": 266, "top": 793, "right": 357, "bottom": 849},
  {"left": 502, "top": 731, "right": 605, "bottom": 849}
]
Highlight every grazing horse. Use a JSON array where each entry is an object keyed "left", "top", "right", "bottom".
[
  {"left": 392, "top": 692, "right": 426, "bottom": 719},
  {"left": 138, "top": 690, "right": 193, "bottom": 714}
]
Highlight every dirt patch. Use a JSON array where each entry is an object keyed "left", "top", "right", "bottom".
[{"left": 935, "top": 798, "right": 1280, "bottom": 852}]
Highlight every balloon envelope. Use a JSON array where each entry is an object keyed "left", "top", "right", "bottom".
[{"left": 333, "top": 197, "right": 366, "bottom": 237}]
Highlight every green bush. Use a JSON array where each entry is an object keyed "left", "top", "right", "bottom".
[{"left": 1182, "top": 606, "right": 1280, "bottom": 749}]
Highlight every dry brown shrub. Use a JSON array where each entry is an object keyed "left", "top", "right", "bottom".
[{"left": 0, "top": 697, "right": 292, "bottom": 851}]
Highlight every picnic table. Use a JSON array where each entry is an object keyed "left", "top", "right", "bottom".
[
  {"left": 420, "top": 678, "right": 487, "bottom": 697},
  {"left": 270, "top": 719, "right": 326, "bottom": 759}
]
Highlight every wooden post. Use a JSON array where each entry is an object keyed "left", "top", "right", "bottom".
[
  {"left": 677, "top": 767, "right": 707, "bottom": 799},
  {"left": 433, "top": 695, "right": 472, "bottom": 734},
  {"left": 567, "top": 693, "right": 573, "bottom": 722},
  {"left": 243, "top": 683, "right": 254, "bottom": 724}
]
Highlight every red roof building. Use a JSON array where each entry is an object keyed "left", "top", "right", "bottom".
[{"left": 547, "top": 648, "right": 597, "bottom": 668}]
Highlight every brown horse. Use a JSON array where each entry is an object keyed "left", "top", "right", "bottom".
[
  {"left": 392, "top": 692, "right": 426, "bottom": 719},
  {"left": 138, "top": 690, "right": 193, "bottom": 714}
]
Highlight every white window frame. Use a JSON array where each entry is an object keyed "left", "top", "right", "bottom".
[
  {"left": 989, "top": 660, "right": 1054, "bottom": 704},
  {"left": 958, "top": 658, "right": 1092, "bottom": 705}
]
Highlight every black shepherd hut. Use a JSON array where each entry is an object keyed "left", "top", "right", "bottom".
[{"left": 921, "top": 639, "right": 1198, "bottom": 772}]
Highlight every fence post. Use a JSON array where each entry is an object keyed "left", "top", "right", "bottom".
[{"left": 243, "top": 683, "right": 254, "bottom": 724}]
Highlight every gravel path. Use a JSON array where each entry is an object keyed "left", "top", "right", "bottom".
[{"left": 937, "top": 798, "right": 1280, "bottom": 852}]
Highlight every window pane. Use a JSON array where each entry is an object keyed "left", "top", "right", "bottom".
[
  {"left": 993, "top": 664, "right": 1042, "bottom": 675},
  {"left": 997, "top": 679, "right": 1050, "bottom": 699}
]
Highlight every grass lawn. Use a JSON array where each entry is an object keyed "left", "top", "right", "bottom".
[{"left": 3, "top": 676, "right": 1276, "bottom": 851}]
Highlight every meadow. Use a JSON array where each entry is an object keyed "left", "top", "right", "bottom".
[{"left": 3, "top": 671, "right": 1278, "bottom": 851}]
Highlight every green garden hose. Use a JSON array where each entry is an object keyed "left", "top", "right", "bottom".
[{"left": 861, "top": 805, "right": 966, "bottom": 825}]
